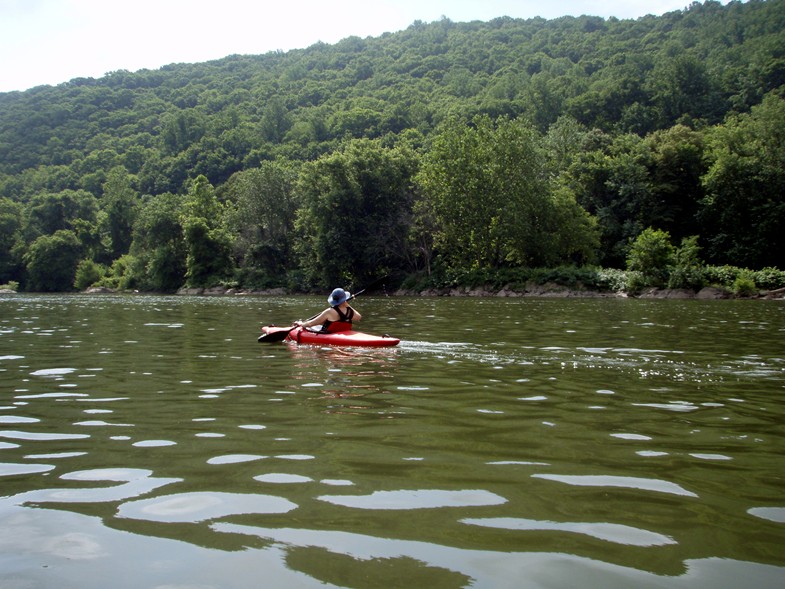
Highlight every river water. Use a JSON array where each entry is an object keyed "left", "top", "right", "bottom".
[{"left": 1, "top": 293, "right": 783, "bottom": 588}]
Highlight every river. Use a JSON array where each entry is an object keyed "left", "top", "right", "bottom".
[{"left": 1, "top": 294, "right": 784, "bottom": 588}]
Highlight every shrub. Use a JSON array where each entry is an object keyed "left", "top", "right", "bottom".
[
  {"left": 732, "top": 271, "right": 758, "bottom": 297},
  {"left": 703, "top": 265, "right": 742, "bottom": 287},
  {"left": 626, "top": 228, "right": 675, "bottom": 287},
  {"left": 99, "top": 254, "right": 142, "bottom": 291},
  {"left": 74, "top": 259, "right": 106, "bottom": 291},
  {"left": 593, "top": 268, "right": 631, "bottom": 292},
  {"left": 668, "top": 236, "right": 705, "bottom": 290},
  {"left": 752, "top": 267, "right": 785, "bottom": 290}
]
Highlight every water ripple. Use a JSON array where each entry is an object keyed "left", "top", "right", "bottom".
[
  {"left": 0, "top": 430, "right": 90, "bottom": 441},
  {"left": 0, "top": 462, "right": 55, "bottom": 476},
  {"left": 532, "top": 474, "right": 699, "bottom": 498},
  {"left": 461, "top": 517, "right": 677, "bottom": 546},
  {"left": 317, "top": 489, "right": 507, "bottom": 510},
  {"left": 117, "top": 491, "right": 297, "bottom": 523}
]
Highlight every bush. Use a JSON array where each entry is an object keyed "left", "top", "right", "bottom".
[
  {"left": 98, "top": 254, "right": 141, "bottom": 291},
  {"left": 668, "top": 236, "right": 705, "bottom": 290},
  {"left": 752, "top": 267, "right": 785, "bottom": 290},
  {"left": 593, "top": 268, "right": 632, "bottom": 292},
  {"left": 73, "top": 259, "right": 106, "bottom": 291},
  {"left": 732, "top": 271, "right": 758, "bottom": 297},
  {"left": 626, "top": 228, "right": 675, "bottom": 287}
]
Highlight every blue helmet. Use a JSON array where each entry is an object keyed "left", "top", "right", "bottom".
[{"left": 328, "top": 288, "right": 350, "bottom": 307}]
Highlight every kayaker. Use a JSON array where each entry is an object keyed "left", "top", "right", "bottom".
[{"left": 294, "top": 288, "right": 362, "bottom": 333}]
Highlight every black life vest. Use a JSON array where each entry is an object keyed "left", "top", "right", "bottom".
[{"left": 322, "top": 305, "right": 354, "bottom": 333}]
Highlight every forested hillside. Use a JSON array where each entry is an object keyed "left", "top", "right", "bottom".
[{"left": 1, "top": 0, "right": 784, "bottom": 293}]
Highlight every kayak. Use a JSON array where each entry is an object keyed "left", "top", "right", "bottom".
[{"left": 259, "top": 325, "right": 400, "bottom": 347}]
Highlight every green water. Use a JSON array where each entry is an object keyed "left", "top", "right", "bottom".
[{"left": 1, "top": 294, "right": 784, "bottom": 588}]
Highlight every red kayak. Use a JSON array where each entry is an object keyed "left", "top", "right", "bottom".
[{"left": 259, "top": 325, "right": 400, "bottom": 347}]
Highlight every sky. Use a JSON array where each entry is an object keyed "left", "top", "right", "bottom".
[{"left": 0, "top": 0, "right": 716, "bottom": 93}]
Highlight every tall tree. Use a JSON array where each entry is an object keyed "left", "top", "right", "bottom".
[
  {"left": 417, "top": 115, "right": 598, "bottom": 269},
  {"left": 23, "top": 230, "right": 83, "bottom": 292},
  {"left": 700, "top": 92, "right": 785, "bottom": 268},
  {"left": 295, "top": 139, "right": 417, "bottom": 287},
  {"left": 222, "top": 160, "right": 299, "bottom": 283},
  {"left": 130, "top": 192, "right": 187, "bottom": 292},
  {"left": 101, "top": 166, "right": 138, "bottom": 259},
  {"left": 181, "top": 175, "right": 233, "bottom": 287},
  {"left": 0, "top": 197, "right": 23, "bottom": 283}
]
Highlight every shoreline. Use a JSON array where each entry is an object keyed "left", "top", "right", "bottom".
[{"left": 3, "top": 285, "right": 784, "bottom": 300}]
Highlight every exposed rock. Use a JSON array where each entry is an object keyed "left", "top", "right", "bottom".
[
  {"left": 696, "top": 287, "right": 731, "bottom": 299},
  {"left": 761, "top": 287, "right": 785, "bottom": 300},
  {"left": 203, "top": 286, "right": 228, "bottom": 296}
]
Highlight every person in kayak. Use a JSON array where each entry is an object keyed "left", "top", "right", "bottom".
[{"left": 294, "top": 288, "right": 362, "bottom": 333}]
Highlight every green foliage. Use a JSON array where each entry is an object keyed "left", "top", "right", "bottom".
[
  {"left": 626, "top": 228, "right": 675, "bottom": 287},
  {"left": 417, "top": 115, "right": 599, "bottom": 270},
  {"left": 667, "top": 236, "right": 705, "bottom": 290},
  {"left": 183, "top": 216, "right": 233, "bottom": 288},
  {"left": 101, "top": 166, "right": 138, "bottom": 258},
  {"left": 23, "top": 230, "right": 83, "bottom": 291},
  {"left": 130, "top": 192, "right": 186, "bottom": 291},
  {"left": 732, "top": 271, "right": 758, "bottom": 297},
  {"left": 97, "top": 254, "right": 140, "bottom": 291},
  {"left": 295, "top": 138, "right": 417, "bottom": 288},
  {"left": 1, "top": 2, "right": 784, "bottom": 291},
  {"left": 74, "top": 259, "right": 106, "bottom": 290},
  {"left": 222, "top": 160, "right": 299, "bottom": 279},
  {"left": 752, "top": 267, "right": 785, "bottom": 290},
  {"left": 0, "top": 197, "right": 23, "bottom": 283},
  {"left": 700, "top": 93, "right": 785, "bottom": 268},
  {"left": 181, "top": 176, "right": 233, "bottom": 288},
  {"left": 703, "top": 265, "right": 785, "bottom": 291}
]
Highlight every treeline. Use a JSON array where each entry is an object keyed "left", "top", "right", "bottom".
[{"left": 1, "top": 0, "right": 784, "bottom": 293}]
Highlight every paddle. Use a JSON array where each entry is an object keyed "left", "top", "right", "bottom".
[
  {"left": 256, "top": 324, "right": 298, "bottom": 343},
  {"left": 257, "top": 288, "right": 368, "bottom": 343}
]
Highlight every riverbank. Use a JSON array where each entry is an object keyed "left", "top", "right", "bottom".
[
  {"left": 169, "top": 284, "right": 785, "bottom": 300},
  {"left": 3, "top": 284, "right": 782, "bottom": 299}
]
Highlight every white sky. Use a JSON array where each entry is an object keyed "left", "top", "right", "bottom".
[{"left": 0, "top": 0, "right": 719, "bottom": 93}]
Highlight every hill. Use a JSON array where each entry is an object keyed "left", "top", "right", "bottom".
[{"left": 1, "top": 0, "right": 784, "bottom": 293}]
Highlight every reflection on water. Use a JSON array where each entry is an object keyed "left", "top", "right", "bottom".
[{"left": 0, "top": 294, "right": 784, "bottom": 588}]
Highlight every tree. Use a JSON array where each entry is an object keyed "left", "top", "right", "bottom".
[
  {"left": 24, "top": 230, "right": 83, "bottom": 291},
  {"left": 181, "top": 175, "right": 233, "bottom": 287},
  {"left": 0, "top": 197, "right": 23, "bottom": 283},
  {"left": 295, "top": 139, "right": 417, "bottom": 287},
  {"left": 417, "top": 115, "right": 598, "bottom": 270},
  {"left": 700, "top": 93, "right": 785, "bottom": 268},
  {"left": 222, "top": 160, "right": 299, "bottom": 285},
  {"left": 567, "top": 132, "right": 653, "bottom": 267},
  {"left": 643, "top": 125, "right": 706, "bottom": 243},
  {"left": 22, "top": 189, "right": 99, "bottom": 243},
  {"left": 626, "top": 227, "right": 675, "bottom": 287},
  {"left": 101, "top": 166, "right": 138, "bottom": 259},
  {"left": 260, "top": 96, "right": 292, "bottom": 143},
  {"left": 130, "top": 192, "right": 187, "bottom": 291}
]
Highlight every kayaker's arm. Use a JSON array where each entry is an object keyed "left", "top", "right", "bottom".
[{"left": 296, "top": 308, "right": 336, "bottom": 328}]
